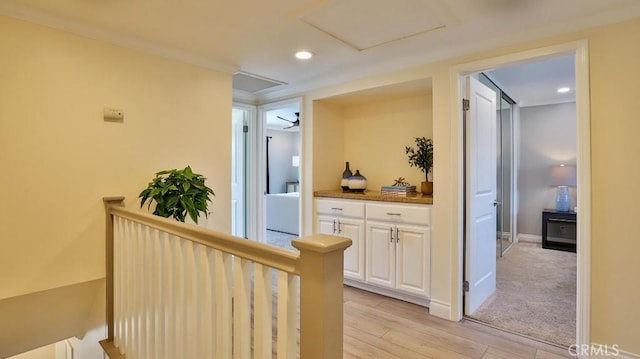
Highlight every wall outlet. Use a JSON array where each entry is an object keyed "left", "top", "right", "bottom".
[{"left": 103, "top": 107, "right": 124, "bottom": 121}]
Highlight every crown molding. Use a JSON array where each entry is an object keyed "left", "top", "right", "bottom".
[{"left": 0, "top": 2, "right": 238, "bottom": 74}]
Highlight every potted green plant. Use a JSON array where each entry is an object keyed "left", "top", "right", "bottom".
[
  {"left": 405, "top": 137, "right": 434, "bottom": 195},
  {"left": 139, "top": 166, "right": 215, "bottom": 223}
]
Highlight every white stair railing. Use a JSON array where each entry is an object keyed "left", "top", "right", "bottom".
[{"left": 100, "top": 197, "right": 350, "bottom": 359}]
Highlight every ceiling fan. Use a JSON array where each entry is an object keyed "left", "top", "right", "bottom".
[{"left": 277, "top": 112, "right": 300, "bottom": 129}]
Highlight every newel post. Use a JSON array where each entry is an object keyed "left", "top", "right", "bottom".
[
  {"left": 103, "top": 196, "right": 125, "bottom": 342},
  {"left": 292, "top": 234, "right": 352, "bottom": 359}
]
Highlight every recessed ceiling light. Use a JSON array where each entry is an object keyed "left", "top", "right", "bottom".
[
  {"left": 295, "top": 51, "right": 314, "bottom": 60},
  {"left": 557, "top": 87, "right": 571, "bottom": 93}
]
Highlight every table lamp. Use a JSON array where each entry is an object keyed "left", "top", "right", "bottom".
[{"left": 550, "top": 164, "right": 576, "bottom": 212}]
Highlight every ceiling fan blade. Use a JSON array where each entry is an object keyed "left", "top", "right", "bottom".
[{"left": 277, "top": 116, "right": 295, "bottom": 124}]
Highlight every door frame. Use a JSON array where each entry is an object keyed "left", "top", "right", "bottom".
[
  {"left": 450, "top": 40, "right": 591, "bottom": 347},
  {"left": 232, "top": 102, "right": 257, "bottom": 240},
  {"left": 256, "top": 97, "right": 303, "bottom": 242}
]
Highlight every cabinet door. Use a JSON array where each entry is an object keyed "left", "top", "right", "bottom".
[
  {"left": 396, "top": 224, "right": 430, "bottom": 296},
  {"left": 338, "top": 218, "right": 365, "bottom": 281},
  {"left": 366, "top": 221, "right": 395, "bottom": 289},
  {"left": 316, "top": 215, "right": 336, "bottom": 236}
]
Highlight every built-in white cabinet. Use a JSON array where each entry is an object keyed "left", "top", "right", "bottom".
[
  {"left": 315, "top": 197, "right": 431, "bottom": 304},
  {"left": 366, "top": 221, "right": 430, "bottom": 297},
  {"left": 315, "top": 199, "right": 365, "bottom": 281},
  {"left": 365, "top": 203, "right": 430, "bottom": 297}
]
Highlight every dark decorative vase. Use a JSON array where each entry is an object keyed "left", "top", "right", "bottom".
[
  {"left": 348, "top": 170, "right": 367, "bottom": 192},
  {"left": 341, "top": 162, "right": 352, "bottom": 191}
]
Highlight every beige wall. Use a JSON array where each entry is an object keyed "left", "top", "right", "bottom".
[
  {"left": 588, "top": 19, "right": 640, "bottom": 351},
  {"left": 343, "top": 94, "right": 433, "bottom": 190},
  {"left": 518, "top": 103, "right": 577, "bottom": 236},
  {"left": 0, "top": 15, "right": 232, "bottom": 302},
  {"left": 307, "top": 18, "right": 640, "bottom": 353},
  {"left": 312, "top": 100, "right": 345, "bottom": 191}
]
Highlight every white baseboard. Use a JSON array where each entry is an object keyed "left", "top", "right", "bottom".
[
  {"left": 518, "top": 233, "right": 542, "bottom": 243},
  {"left": 344, "top": 279, "right": 429, "bottom": 307},
  {"left": 582, "top": 343, "right": 639, "bottom": 358},
  {"left": 427, "top": 299, "right": 451, "bottom": 320}
]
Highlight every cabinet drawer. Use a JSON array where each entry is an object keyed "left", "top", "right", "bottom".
[
  {"left": 316, "top": 199, "right": 365, "bottom": 218},
  {"left": 366, "top": 203, "right": 431, "bottom": 226}
]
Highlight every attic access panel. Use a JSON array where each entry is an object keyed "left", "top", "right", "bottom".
[
  {"left": 233, "top": 72, "right": 286, "bottom": 93},
  {"left": 300, "top": 0, "right": 447, "bottom": 51}
]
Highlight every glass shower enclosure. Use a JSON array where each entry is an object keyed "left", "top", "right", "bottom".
[{"left": 480, "top": 74, "right": 516, "bottom": 257}]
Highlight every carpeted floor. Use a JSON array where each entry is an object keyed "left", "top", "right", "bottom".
[
  {"left": 266, "top": 230, "right": 297, "bottom": 251},
  {"left": 470, "top": 241, "right": 576, "bottom": 347}
]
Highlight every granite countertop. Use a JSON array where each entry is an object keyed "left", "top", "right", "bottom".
[{"left": 314, "top": 189, "right": 433, "bottom": 204}]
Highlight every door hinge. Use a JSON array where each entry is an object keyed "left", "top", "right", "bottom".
[
  {"left": 462, "top": 99, "right": 470, "bottom": 111},
  {"left": 243, "top": 125, "right": 249, "bottom": 133},
  {"left": 463, "top": 280, "right": 469, "bottom": 292}
]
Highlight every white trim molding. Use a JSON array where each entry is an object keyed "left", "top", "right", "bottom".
[
  {"left": 0, "top": 2, "right": 237, "bottom": 74},
  {"left": 517, "top": 233, "right": 542, "bottom": 243},
  {"left": 428, "top": 299, "right": 452, "bottom": 320},
  {"left": 450, "top": 40, "right": 591, "bottom": 349}
]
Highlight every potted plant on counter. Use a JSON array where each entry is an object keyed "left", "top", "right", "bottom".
[
  {"left": 405, "top": 137, "right": 434, "bottom": 195},
  {"left": 139, "top": 166, "right": 215, "bottom": 223}
]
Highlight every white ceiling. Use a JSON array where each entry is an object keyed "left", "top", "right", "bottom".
[
  {"left": 486, "top": 55, "right": 576, "bottom": 107},
  {"left": 2, "top": 0, "right": 640, "bottom": 100}
]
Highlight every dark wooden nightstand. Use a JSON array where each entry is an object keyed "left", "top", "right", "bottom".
[{"left": 542, "top": 209, "right": 577, "bottom": 252}]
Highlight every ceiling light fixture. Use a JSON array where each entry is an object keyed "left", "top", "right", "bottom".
[
  {"left": 557, "top": 87, "right": 571, "bottom": 93},
  {"left": 295, "top": 50, "right": 314, "bottom": 60}
]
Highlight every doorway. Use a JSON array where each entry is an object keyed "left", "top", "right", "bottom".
[
  {"left": 454, "top": 41, "right": 591, "bottom": 348},
  {"left": 258, "top": 99, "right": 302, "bottom": 249}
]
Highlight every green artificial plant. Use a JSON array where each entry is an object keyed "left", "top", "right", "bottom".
[
  {"left": 139, "top": 166, "right": 215, "bottom": 223},
  {"left": 405, "top": 137, "right": 434, "bottom": 182}
]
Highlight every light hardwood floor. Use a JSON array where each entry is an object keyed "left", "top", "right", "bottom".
[{"left": 342, "top": 286, "right": 573, "bottom": 359}]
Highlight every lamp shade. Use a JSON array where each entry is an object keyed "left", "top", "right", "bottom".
[
  {"left": 550, "top": 165, "right": 576, "bottom": 186},
  {"left": 292, "top": 155, "right": 300, "bottom": 168}
]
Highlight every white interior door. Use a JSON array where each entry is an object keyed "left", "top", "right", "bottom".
[
  {"left": 231, "top": 107, "right": 247, "bottom": 237},
  {"left": 465, "top": 76, "right": 498, "bottom": 315}
]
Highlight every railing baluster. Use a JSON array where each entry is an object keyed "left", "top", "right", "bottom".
[
  {"left": 277, "top": 271, "right": 297, "bottom": 359},
  {"left": 233, "top": 257, "right": 252, "bottom": 359},
  {"left": 182, "top": 240, "right": 197, "bottom": 359},
  {"left": 253, "top": 263, "right": 273, "bottom": 358},
  {"left": 145, "top": 225, "right": 155, "bottom": 359},
  {"left": 174, "top": 236, "right": 186, "bottom": 355},
  {"left": 152, "top": 228, "right": 164, "bottom": 359},
  {"left": 123, "top": 219, "right": 133, "bottom": 355},
  {"left": 113, "top": 216, "right": 123, "bottom": 350},
  {"left": 139, "top": 224, "right": 149, "bottom": 359},
  {"left": 207, "top": 247, "right": 217, "bottom": 357},
  {"left": 215, "top": 251, "right": 232, "bottom": 359},
  {"left": 194, "top": 244, "right": 212, "bottom": 357},
  {"left": 166, "top": 235, "right": 179, "bottom": 358}
]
